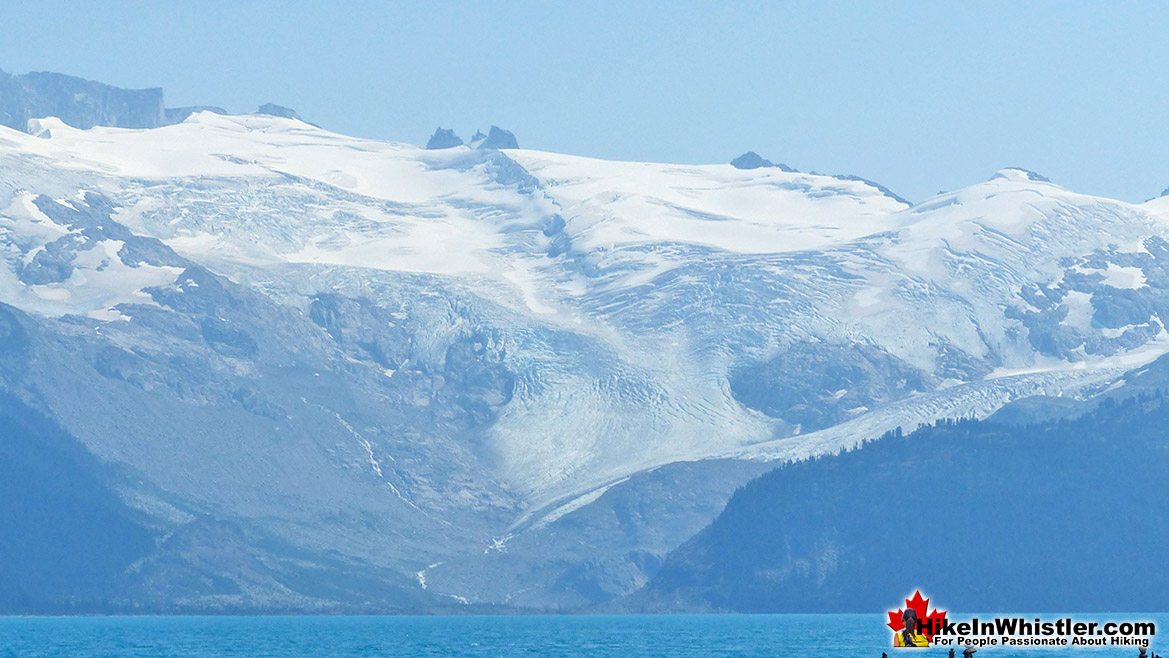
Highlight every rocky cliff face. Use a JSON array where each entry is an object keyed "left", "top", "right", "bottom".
[
  {"left": 0, "top": 69, "right": 316, "bottom": 132},
  {"left": 256, "top": 103, "right": 315, "bottom": 126},
  {"left": 477, "top": 125, "right": 518, "bottom": 149},
  {"left": 426, "top": 127, "right": 464, "bottom": 149},
  {"left": 0, "top": 69, "right": 165, "bottom": 131},
  {"left": 164, "top": 106, "right": 228, "bottom": 124}
]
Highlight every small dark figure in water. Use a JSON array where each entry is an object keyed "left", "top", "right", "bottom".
[
  {"left": 881, "top": 653, "right": 887, "bottom": 658},
  {"left": 963, "top": 647, "right": 977, "bottom": 657},
  {"left": 949, "top": 649, "right": 955, "bottom": 658},
  {"left": 1138, "top": 648, "right": 1146, "bottom": 658}
]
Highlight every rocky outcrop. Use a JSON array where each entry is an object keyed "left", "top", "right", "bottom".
[
  {"left": 256, "top": 103, "right": 316, "bottom": 126},
  {"left": 0, "top": 68, "right": 165, "bottom": 131},
  {"left": 730, "top": 151, "right": 795, "bottom": 171},
  {"left": 164, "top": 106, "right": 227, "bottom": 124},
  {"left": 425, "top": 127, "right": 463, "bottom": 149},
  {"left": 476, "top": 125, "right": 518, "bottom": 150}
]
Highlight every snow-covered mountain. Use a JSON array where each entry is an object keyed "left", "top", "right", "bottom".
[{"left": 3, "top": 108, "right": 1169, "bottom": 609}]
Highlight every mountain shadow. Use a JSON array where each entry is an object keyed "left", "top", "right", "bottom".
[
  {"left": 631, "top": 393, "right": 1169, "bottom": 612},
  {"left": 0, "top": 390, "right": 155, "bottom": 612}
]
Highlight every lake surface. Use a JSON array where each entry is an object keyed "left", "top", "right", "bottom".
[{"left": 0, "top": 614, "right": 1162, "bottom": 657}]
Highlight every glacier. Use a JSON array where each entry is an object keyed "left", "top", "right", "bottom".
[{"left": 2, "top": 110, "right": 1169, "bottom": 609}]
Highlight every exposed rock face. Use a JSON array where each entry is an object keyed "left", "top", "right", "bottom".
[
  {"left": 730, "top": 151, "right": 795, "bottom": 171},
  {"left": 164, "top": 106, "right": 228, "bottom": 124},
  {"left": 0, "top": 69, "right": 165, "bottom": 131},
  {"left": 425, "top": 127, "right": 463, "bottom": 149},
  {"left": 257, "top": 103, "right": 308, "bottom": 122},
  {"left": 827, "top": 173, "right": 910, "bottom": 204},
  {"left": 477, "top": 125, "right": 518, "bottom": 150},
  {"left": 0, "top": 69, "right": 330, "bottom": 132},
  {"left": 730, "top": 151, "right": 771, "bottom": 169},
  {"left": 729, "top": 341, "right": 929, "bottom": 433}
]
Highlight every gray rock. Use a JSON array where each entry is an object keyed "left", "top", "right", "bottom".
[
  {"left": 257, "top": 103, "right": 316, "bottom": 126},
  {"left": 729, "top": 340, "right": 929, "bottom": 432},
  {"left": 163, "top": 106, "right": 227, "bottom": 125},
  {"left": 477, "top": 125, "right": 518, "bottom": 150},
  {"left": 0, "top": 68, "right": 165, "bottom": 131},
  {"left": 829, "top": 173, "right": 910, "bottom": 204},
  {"left": 424, "top": 459, "right": 771, "bottom": 610},
  {"left": 425, "top": 127, "right": 463, "bottom": 149},
  {"left": 730, "top": 151, "right": 794, "bottom": 171}
]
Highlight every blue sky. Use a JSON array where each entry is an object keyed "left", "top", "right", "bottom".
[{"left": 2, "top": 1, "right": 1167, "bottom": 203}]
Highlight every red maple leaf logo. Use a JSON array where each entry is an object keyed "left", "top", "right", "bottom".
[{"left": 887, "top": 590, "right": 948, "bottom": 641}]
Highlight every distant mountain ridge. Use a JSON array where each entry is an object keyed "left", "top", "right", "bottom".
[
  {"left": 0, "top": 68, "right": 165, "bottom": 130},
  {"left": 0, "top": 67, "right": 311, "bottom": 132}
]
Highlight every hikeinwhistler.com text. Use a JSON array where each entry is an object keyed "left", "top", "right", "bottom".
[{"left": 927, "top": 616, "right": 1156, "bottom": 649}]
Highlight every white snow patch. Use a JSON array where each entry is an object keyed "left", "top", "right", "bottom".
[
  {"left": 1099, "top": 263, "right": 1146, "bottom": 289},
  {"left": 1062, "top": 290, "right": 1095, "bottom": 332}
]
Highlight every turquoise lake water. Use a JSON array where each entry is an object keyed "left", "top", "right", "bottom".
[{"left": 0, "top": 614, "right": 1163, "bottom": 657}]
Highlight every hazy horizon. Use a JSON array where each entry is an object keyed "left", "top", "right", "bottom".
[{"left": 3, "top": 1, "right": 1168, "bottom": 203}]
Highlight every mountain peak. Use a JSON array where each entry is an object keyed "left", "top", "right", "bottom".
[
  {"left": 164, "top": 105, "right": 227, "bottom": 124},
  {"left": 991, "top": 167, "right": 1051, "bottom": 183},
  {"left": 256, "top": 103, "right": 316, "bottom": 126},
  {"left": 0, "top": 68, "right": 165, "bottom": 130},
  {"left": 730, "top": 151, "right": 795, "bottom": 172},
  {"left": 477, "top": 125, "right": 518, "bottom": 150},
  {"left": 425, "top": 127, "right": 463, "bottom": 149}
]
